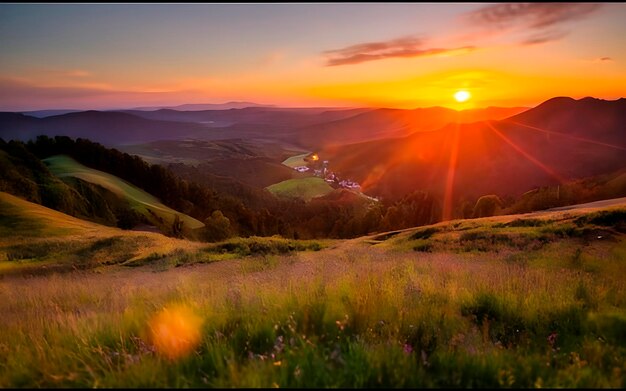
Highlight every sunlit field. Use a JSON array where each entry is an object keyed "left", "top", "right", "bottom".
[
  {"left": 1, "top": 207, "right": 624, "bottom": 388},
  {"left": 1, "top": 3, "right": 626, "bottom": 389}
]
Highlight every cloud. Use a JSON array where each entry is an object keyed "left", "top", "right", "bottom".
[
  {"left": 520, "top": 30, "right": 568, "bottom": 46},
  {"left": 465, "top": 3, "right": 603, "bottom": 30},
  {"left": 596, "top": 57, "right": 613, "bottom": 62},
  {"left": 323, "top": 36, "right": 475, "bottom": 66},
  {"left": 0, "top": 78, "right": 201, "bottom": 111}
]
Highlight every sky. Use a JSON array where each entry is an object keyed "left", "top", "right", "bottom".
[{"left": 1, "top": 3, "right": 625, "bottom": 111}]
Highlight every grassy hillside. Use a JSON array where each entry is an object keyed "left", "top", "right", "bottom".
[
  {"left": 0, "top": 191, "right": 325, "bottom": 276},
  {"left": 0, "top": 191, "right": 109, "bottom": 241},
  {"left": 322, "top": 97, "right": 626, "bottom": 202},
  {"left": 266, "top": 177, "right": 334, "bottom": 201},
  {"left": 281, "top": 152, "right": 311, "bottom": 168},
  {"left": 43, "top": 155, "right": 204, "bottom": 230},
  {"left": 0, "top": 201, "right": 624, "bottom": 387},
  {"left": 0, "top": 191, "right": 204, "bottom": 275}
]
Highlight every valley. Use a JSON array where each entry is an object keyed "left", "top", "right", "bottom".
[{"left": 2, "top": 3, "right": 626, "bottom": 389}]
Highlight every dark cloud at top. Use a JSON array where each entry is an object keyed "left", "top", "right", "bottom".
[
  {"left": 465, "top": 3, "right": 603, "bottom": 30},
  {"left": 323, "top": 36, "right": 475, "bottom": 66}
]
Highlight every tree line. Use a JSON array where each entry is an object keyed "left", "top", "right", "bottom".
[{"left": 2, "top": 135, "right": 623, "bottom": 241}]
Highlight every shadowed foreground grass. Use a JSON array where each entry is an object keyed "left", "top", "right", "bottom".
[{"left": 0, "top": 208, "right": 625, "bottom": 387}]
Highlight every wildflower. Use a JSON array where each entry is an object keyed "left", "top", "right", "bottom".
[
  {"left": 421, "top": 349, "right": 430, "bottom": 367},
  {"left": 274, "top": 335, "right": 285, "bottom": 354},
  {"left": 547, "top": 331, "right": 558, "bottom": 350},
  {"left": 403, "top": 344, "right": 413, "bottom": 354}
]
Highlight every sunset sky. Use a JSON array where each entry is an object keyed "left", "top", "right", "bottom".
[{"left": 1, "top": 3, "right": 625, "bottom": 111}]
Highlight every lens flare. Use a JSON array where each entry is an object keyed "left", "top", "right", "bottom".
[{"left": 149, "top": 304, "right": 203, "bottom": 360}]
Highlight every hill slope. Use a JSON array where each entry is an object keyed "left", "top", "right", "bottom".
[
  {"left": 296, "top": 106, "right": 529, "bottom": 148},
  {"left": 43, "top": 155, "right": 204, "bottom": 230},
  {"left": 0, "top": 191, "right": 203, "bottom": 275},
  {"left": 322, "top": 97, "right": 626, "bottom": 201}
]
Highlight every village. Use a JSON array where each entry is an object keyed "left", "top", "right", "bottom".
[{"left": 292, "top": 153, "right": 361, "bottom": 190}]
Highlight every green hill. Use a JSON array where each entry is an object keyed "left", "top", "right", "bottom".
[
  {"left": 0, "top": 191, "right": 204, "bottom": 275},
  {"left": 266, "top": 177, "right": 334, "bottom": 201},
  {"left": 0, "top": 191, "right": 110, "bottom": 241},
  {"left": 43, "top": 155, "right": 204, "bottom": 230},
  {"left": 281, "top": 152, "right": 311, "bottom": 168}
]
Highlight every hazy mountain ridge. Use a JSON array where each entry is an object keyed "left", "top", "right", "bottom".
[
  {"left": 322, "top": 97, "right": 626, "bottom": 200},
  {"left": 0, "top": 111, "right": 209, "bottom": 146},
  {"left": 1, "top": 97, "right": 624, "bottom": 206}
]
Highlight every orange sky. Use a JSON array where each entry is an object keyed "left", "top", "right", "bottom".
[{"left": 1, "top": 3, "right": 625, "bottom": 110}]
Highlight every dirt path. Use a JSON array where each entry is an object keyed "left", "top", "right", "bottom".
[{"left": 543, "top": 197, "right": 626, "bottom": 212}]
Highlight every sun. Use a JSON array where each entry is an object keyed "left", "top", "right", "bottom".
[{"left": 454, "top": 90, "right": 471, "bottom": 103}]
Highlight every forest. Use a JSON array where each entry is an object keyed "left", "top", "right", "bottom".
[{"left": 1, "top": 135, "right": 624, "bottom": 242}]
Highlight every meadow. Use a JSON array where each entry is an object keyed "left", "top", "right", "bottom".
[
  {"left": 281, "top": 152, "right": 312, "bottom": 169},
  {"left": 266, "top": 177, "right": 334, "bottom": 202},
  {"left": 0, "top": 197, "right": 625, "bottom": 387}
]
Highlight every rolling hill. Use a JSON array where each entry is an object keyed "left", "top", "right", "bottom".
[
  {"left": 43, "top": 155, "right": 204, "bottom": 230},
  {"left": 296, "top": 106, "right": 529, "bottom": 148},
  {"left": 321, "top": 97, "right": 626, "bottom": 201},
  {"left": 0, "top": 191, "right": 203, "bottom": 275},
  {"left": 3, "top": 105, "right": 525, "bottom": 151}
]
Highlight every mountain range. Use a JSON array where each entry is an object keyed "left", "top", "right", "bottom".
[{"left": 1, "top": 97, "right": 624, "bottom": 204}]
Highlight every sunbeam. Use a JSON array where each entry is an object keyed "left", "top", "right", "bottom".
[
  {"left": 503, "top": 119, "right": 626, "bottom": 151},
  {"left": 485, "top": 121, "right": 565, "bottom": 183},
  {"left": 442, "top": 122, "right": 461, "bottom": 221}
]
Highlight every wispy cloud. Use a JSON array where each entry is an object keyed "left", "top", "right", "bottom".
[
  {"left": 464, "top": 3, "right": 603, "bottom": 30},
  {"left": 595, "top": 56, "right": 614, "bottom": 62},
  {"left": 323, "top": 36, "right": 475, "bottom": 66},
  {"left": 462, "top": 3, "right": 603, "bottom": 48},
  {"left": 520, "top": 30, "right": 568, "bottom": 46}
]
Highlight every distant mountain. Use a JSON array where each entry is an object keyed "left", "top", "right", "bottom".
[
  {"left": 2, "top": 105, "right": 526, "bottom": 149},
  {"left": 296, "top": 106, "right": 529, "bottom": 148},
  {"left": 321, "top": 97, "right": 626, "bottom": 201},
  {"left": 131, "top": 101, "right": 274, "bottom": 111},
  {"left": 0, "top": 111, "right": 210, "bottom": 146},
  {"left": 505, "top": 96, "right": 626, "bottom": 147},
  {"left": 122, "top": 107, "right": 372, "bottom": 128},
  {"left": 20, "top": 109, "right": 83, "bottom": 118}
]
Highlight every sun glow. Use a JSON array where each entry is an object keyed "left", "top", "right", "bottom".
[{"left": 454, "top": 90, "right": 471, "bottom": 103}]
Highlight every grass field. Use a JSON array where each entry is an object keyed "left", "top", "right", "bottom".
[
  {"left": 43, "top": 155, "right": 204, "bottom": 230},
  {"left": 0, "top": 191, "right": 326, "bottom": 275},
  {"left": 0, "top": 195, "right": 625, "bottom": 387},
  {"left": 281, "top": 152, "right": 311, "bottom": 168},
  {"left": 266, "top": 177, "right": 334, "bottom": 202}
]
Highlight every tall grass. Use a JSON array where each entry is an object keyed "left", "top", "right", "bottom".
[{"left": 1, "top": 232, "right": 624, "bottom": 387}]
